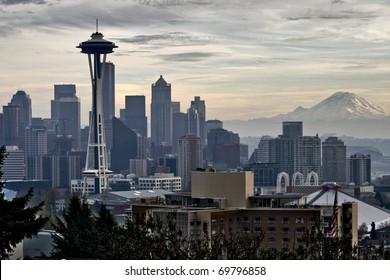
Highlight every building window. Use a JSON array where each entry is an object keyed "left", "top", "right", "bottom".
[
  {"left": 282, "top": 238, "right": 289, "bottom": 244},
  {"left": 282, "top": 227, "right": 289, "bottom": 234},
  {"left": 219, "top": 219, "right": 225, "bottom": 224},
  {"left": 268, "top": 217, "right": 275, "bottom": 224},
  {"left": 310, "top": 217, "right": 317, "bottom": 224},
  {"left": 243, "top": 216, "right": 249, "bottom": 223},
  {"left": 296, "top": 227, "right": 304, "bottom": 234},
  {"left": 190, "top": 230, "right": 201, "bottom": 236},
  {"left": 243, "top": 227, "right": 250, "bottom": 233},
  {"left": 268, "top": 227, "right": 276, "bottom": 233},
  {"left": 282, "top": 217, "right": 289, "bottom": 224},
  {"left": 267, "top": 237, "right": 276, "bottom": 244},
  {"left": 296, "top": 217, "right": 304, "bottom": 224},
  {"left": 254, "top": 227, "right": 262, "bottom": 233},
  {"left": 254, "top": 217, "right": 261, "bottom": 224}
]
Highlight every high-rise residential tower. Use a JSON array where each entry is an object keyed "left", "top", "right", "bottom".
[
  {"left": 322, "top": 137, "right": 346, "bottom": 184},
  {"left": 269, "top": 122, "right": 321, "bottom": 185},
  {"left": 293, "top": 135, "right": 322, "bottom": 179},
  {"left": 25, "top": 126, "right": 48, "bottom": 157},
  {"left": 151, "top": 75, "right": 172, "bottom": 146},
  {"left": 348, "top": 153, "right": 371, "bottom": 185},
  {"left": 178, "top": 134, "right": 203, "bottom": 192}
]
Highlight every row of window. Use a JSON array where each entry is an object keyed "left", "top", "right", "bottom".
[
  {"left": 209, "top": 226, "right": 306, "bottom": 236},
  {"left": 207, "top": 217, "right": 315, "bottom": 225}
]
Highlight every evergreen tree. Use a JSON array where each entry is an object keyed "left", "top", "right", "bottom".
[
  {"left": 0, "top": 146, "right": 48, "bottom": 259},
  {"left": 51, "top": 195, "right": 99, "bottom": 259},
  {"left": 95, "top": 204, "right": 118, "bottom": 259}
]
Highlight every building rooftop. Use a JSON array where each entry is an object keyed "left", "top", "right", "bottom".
[{"left": 307, "top": 188, "right": 390, "bottom": 226}]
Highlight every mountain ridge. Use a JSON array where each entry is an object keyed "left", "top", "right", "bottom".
[
  {"left": 273, "top": 91, "right": 389, "bottom": 121},
  {"left": 223, "top": 92, "right": 390, "bottom": 138}
]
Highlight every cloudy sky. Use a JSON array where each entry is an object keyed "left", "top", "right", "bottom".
[{"left": 1, "top": 0, "right": 389, "bottom": 125}]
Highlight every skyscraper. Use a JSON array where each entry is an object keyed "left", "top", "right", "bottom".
[
  {"left": 205, "top": 119, "right": 223, "bottom": 139},
  {"left": 282, "top": 121, "right": 302, "bottom": 139},
  {"left": 2, "top": 105, "right": 19, "bottom": 147},
  {"left": 111, "top": 117, "right": 138, "bottom": 173},
  {"left": 178, "top": 134, "right": 203, "bottom": 192},
  {"left": 293, "top": 135, "right": 322, "bottom": 179},
  {"left": 102, "top": 62, "right": 115, "bottom": 122},
  {"left": 102, "top": 62, "right": 115, "bottom": 150},
  {"left": 322, "top": 137, "right": 346, "bottom": 184},
  {"left": 207, "top": 128, "right": 240, "bottom": 169},
  {"left": 25, "top": 126, "right": 48, "bottom": 157},
  {"left": 189, "top": 96, "right": 206, "bottom": 144},
  {"left": 51, "top": 84, "right": 81, "bottom": 150},
  {"left": 151, "top": 75, "right": 172, "bottom": 146},
  {"left": 269, "top": 122, "right": 320, "bottom": 184},
  {"left": 2, "top": 146, "right": 25, "bottom": 180},
  {"left": 249, "top": 135, "right": 274, "bottom": 164},
  {"left": 348, "top": 153, "right": 371, "bottom": 185},
  {"left": 123, "top": 95, "right": 147, "bottom": 137},
  {"left": 9, "top": 90, "right": 32, "bottom": 150},
  {"left": 172, "top": 111, "right": 187, "bottom": 154}
]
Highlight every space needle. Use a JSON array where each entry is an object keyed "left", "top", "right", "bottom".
[{"left": 77, "top": 21, "right": 117, "bottom": 194}]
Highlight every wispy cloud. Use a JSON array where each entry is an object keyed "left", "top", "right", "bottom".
[
  {"left": 116, "top": 32, "right": 213, "bottom": 47},
  {"left": 0, "top": 0, "right": 46, "bottom": 5},
  {"left": 158, "top": 51, "right": 228, "bottom": 62}
]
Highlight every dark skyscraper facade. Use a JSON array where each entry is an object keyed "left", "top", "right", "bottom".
[
  {"left": 189, "top": 96, "right": 206, "bottom": 144},
  {"left": 282, "top": 121, "right": 302, "bottom": 139},
  {"left": 207, "top": 128, "right": 240, "bottom": 169},
  {"left": 102, "top": 62, "right": 115, "bottom": 150},
  {"left": 151, "top": 75, "right": 172, "bottom": 146},
  {"left": 322, "top": 136, "right": 347, "bottom": 184},
  {"left": 172, "top": 111, "right": 187, "bottom": 154},
  {"left": 9, "top": 90, "right": 32, "bottom": 150},
  {"left": 111, "top": 117, "right": 138, "bottom": 173},
  {"left": 123, "top": 95, "right": 147, "bottom": 137},
  {"left": 349, "top": 153, "right": 371, "bottom": 185},
  {"left": 2, "top": 105, "right": 19, "bottom": 147}
]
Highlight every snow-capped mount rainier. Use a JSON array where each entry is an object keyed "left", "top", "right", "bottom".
[
  {"left": 275, "top": 92, "right": 389, "bottom": 121},
  {"left": 224, "top": 92, "right": 390, "bottom": 138}
]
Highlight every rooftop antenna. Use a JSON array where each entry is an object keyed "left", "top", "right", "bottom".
[{"left": 96, "top": 18, "right": 98, "bottom": 33}]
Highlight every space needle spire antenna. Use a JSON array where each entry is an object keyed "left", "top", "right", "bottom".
[{"left": 77, "top": 23, "right": 118, "bottom": 195}]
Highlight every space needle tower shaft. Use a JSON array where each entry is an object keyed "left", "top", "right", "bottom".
[{"left": 77, "top": 22, "right": 118, "bottom": 194}]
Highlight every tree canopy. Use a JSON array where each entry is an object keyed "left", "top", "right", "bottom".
[{"left": 0, "top": 146, "right": 48, "bottom": 259}]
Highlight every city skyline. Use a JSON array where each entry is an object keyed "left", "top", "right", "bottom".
[{"left": 1, "top": 0, "right": 390, "bottom": 125}]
